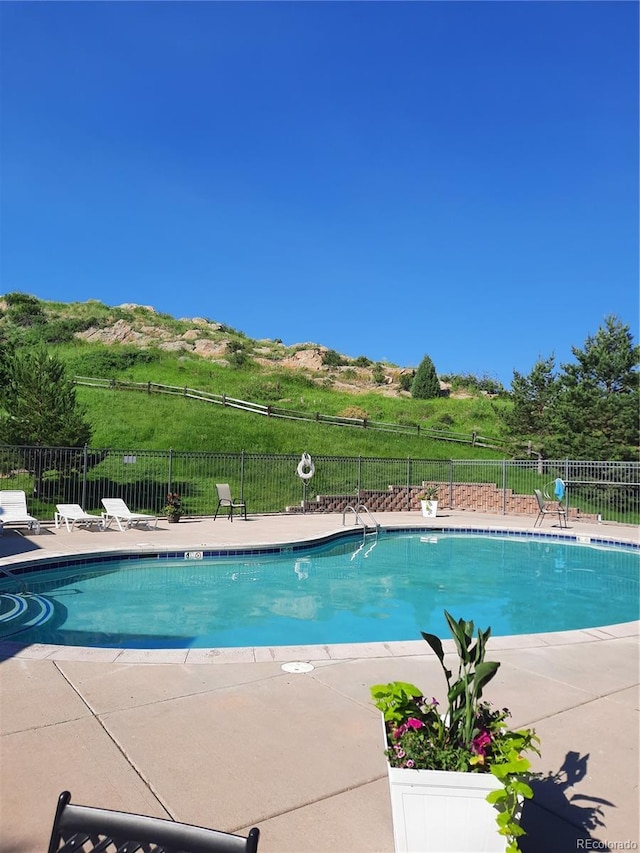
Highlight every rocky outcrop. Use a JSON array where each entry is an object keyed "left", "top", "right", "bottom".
[
  {"left": 62, "top": 303, "right": 407, "bottom": 395},
  {"left": 118, "top": 303, "right": 156, "bottom": 312},
  {"left": 193, "top": 340, "right": 229, "bottom": 358},
  {"left": 281, "top": 348, "right": 326, "bottom": 371},
  {"left": 78, "top": 320, "right": 151, "bottom": 345}
]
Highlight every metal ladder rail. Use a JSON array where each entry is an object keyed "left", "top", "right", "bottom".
[
  {"left": 357, "top": 504, "right": 380, "bottom": 556},
  {"left": 342, "top": 504, "right": 368, "bottom": 548},
  {"left": 343, "top": 503, "right": 379, "bottom": 558},
  {"left": 342, "top": 504, "right": 360, "bottom": 527},
  {"left": 342, "top": 503, "right": 380, "bottom": 553},
  {"left": 342, "top": 503, "right": 378, "bottom": 531},
  {"left": 0, "top": 566, "right": 29, "bottom": 594},
  {"left": 355, "top": 503, "right": 379, "bottom": 532}
]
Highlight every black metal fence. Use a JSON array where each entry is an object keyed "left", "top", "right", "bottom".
[{"left": 0, "top": 446, "right": 638, "bottom": 525}]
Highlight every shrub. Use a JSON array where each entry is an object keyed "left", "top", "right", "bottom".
[
  {"left": 412, "top": 355, "right": 440, "bottom": 399},
  {"left": 229, "top": 349, "right": 248, "bottom": 369},
  {"left": 322, "top": 349, "right": 347, "bottom": 367},
  {"left": 242, "top": 378, "right": 283, "bottom": 402},
  {"left": 372, "top": 363, "right": 386, "bottom": 384},
  {"left": 41, "top": 318, "right": 98, "bottom": 343},
  {"left": 434, "top": 413, "right": 455, "bottom": 429},
  {"left": 439, "top": 372, "right": 505, "bottom": 396},
  {"left": 398, "top": 372, "right": 414, "bottom": 391},
  {"left": 70, "top": 346, "right": 159, "bottom": 376},
  {"left": 4, "top": 292, "right": 46, "bottom": 327}
]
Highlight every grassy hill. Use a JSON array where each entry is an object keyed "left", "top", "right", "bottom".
[{"left": 0, "top": 294, "right": 510, "bottom": 458}]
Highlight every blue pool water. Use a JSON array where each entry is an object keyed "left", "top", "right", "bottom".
[{"left": 0, "top": 532, "right": 637, "bottom": 649}]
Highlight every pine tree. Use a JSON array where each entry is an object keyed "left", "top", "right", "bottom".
[
  {"left": 546, "top": 316, "right": 639, "bottom": 460},
  {"left": 502, "top": 356, "right": 558, "bottom": 453},
  {"left": 411, "top": 354, "right": 440, "bottom": 399},
  {"left": 0, "top": 348, "right": 93, "bottom": 447},
  {"left": 502, "top": 317, "right": 639, "bottom": 460}
]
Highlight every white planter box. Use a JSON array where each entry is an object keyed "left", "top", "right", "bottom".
[
  {"left": 387, "top": 765, "right": 507, "bottom": 853},
  {"left": 420, "top": 500, "right": 438, "bottom": 518}
]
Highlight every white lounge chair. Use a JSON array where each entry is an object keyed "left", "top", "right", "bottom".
[
  {"left": 0, "top": 490, "right": 40, "bottom": 534},
  {"left": 55, "top": 504, "right": 104, "bottom": 532},
  {"left": 101, "top": 498, "right": 158, "bottom": 531}
]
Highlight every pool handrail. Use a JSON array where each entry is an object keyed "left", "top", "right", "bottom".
[{"left": 342, "top": 503, "right": 379, "bottom": 531}]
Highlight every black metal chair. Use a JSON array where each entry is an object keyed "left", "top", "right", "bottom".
[
  {"left": 48, "top": 790, "right": 260, "bottom": 853},
  {"left": 534, "top": 488, "right": 567, "bottom": 528},
  {"left": 214, "top": 484, "right": 247, "bottom": 522}
]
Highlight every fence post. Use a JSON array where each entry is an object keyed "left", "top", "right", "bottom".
[
  {"left": 82, "top": 444, "right": 88, "bottom": 509},
  {"left": 168, "top": 447, "right": 173, "bottom": 494},
  {"left": 449, "top": 459, "right": 454, "bottom": 508},
  {"left": 406, "top": 457, "right": 412, "bottom": 510},
  {"left": 357, "top": 455, "right": 362, "bottom": 500},
  {"left": 240, "top": 450, "right": 245, "bottom": 499},
  {"left": 502, "top": 458, "right": 507, "bottom": 515}
]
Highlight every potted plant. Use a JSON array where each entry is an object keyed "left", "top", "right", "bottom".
[
  {"left": 417, "top": 484, "right": 439, "bottom": 518},
  {"left": 370, "top": 611, "right": 540, "bottom": 853},
  {"left": 163, "top": 492, "right": 182, "bottom": 523}
]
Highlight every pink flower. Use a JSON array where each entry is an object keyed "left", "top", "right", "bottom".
[
  {"left": 472, "top": 729, "right": 492, "bottom": 756},
  {"left": 394, "top": 717, "right": 424, "bottom": 738},
  {"left": 406, "top": 759, "right": 415, "bottom": 768}
]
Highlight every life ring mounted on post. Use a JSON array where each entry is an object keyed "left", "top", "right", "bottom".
[{"left": 297, "top": 452, "right": 315, "bottom": 481}]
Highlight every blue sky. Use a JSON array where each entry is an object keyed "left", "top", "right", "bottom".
[{"left": 1, "top": 1, "right": 637, "bottom": 386}]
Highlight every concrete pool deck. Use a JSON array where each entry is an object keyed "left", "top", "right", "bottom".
[{"left": 0, "top": 511, "right": 638, "bottom": 851}]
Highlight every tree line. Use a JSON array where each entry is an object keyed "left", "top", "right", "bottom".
[
  {"left": 502, "top": 316, "right": 638, "bottom": 461},
  {"left": 410, "top": 315, "right": 638, "bottom": 460}
]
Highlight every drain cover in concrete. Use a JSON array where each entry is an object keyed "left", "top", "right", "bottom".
[{"left": 281, "top": 662, "right": 314, "bottom": 673}]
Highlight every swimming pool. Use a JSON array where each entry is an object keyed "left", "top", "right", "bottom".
[{"left": 0, "top": 531, "right": 637, "bottom": 649}]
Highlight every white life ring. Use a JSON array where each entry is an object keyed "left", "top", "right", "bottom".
[{"left": 297, "top": 452, "right": 315, "bottom": 481}]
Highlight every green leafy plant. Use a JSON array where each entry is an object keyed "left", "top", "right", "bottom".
[
  {"left": 370, "top": 611, "right": 540, "bottom": 853},
  {"left": 163, "top": 492, "right": 182, "bottom": 520},
  {"left": 417, "top": 484, "right": 439, "bottom": 501}
]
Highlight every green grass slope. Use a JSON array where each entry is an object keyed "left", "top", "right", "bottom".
[
  {"left": 1, "top": 295, "right": 510, "bottom": 458},
  {"left": 77, "top": 385, "right": 504, "bottom": 458}
]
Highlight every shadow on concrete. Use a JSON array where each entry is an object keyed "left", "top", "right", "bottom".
[
  {"left": 520, "top": 751, "right": 615, "bottom": 852},
  {"left": 0, "top": 530, "right": 43, "bottom": 558}
]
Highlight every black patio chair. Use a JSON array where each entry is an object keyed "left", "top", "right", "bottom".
[{"left": 47, "top": 790, "right": 260, "bottom": 853}]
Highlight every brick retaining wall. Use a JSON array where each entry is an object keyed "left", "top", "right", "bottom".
[{"left": 287, "top": 482, "right": 593, "bottom": 520}]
